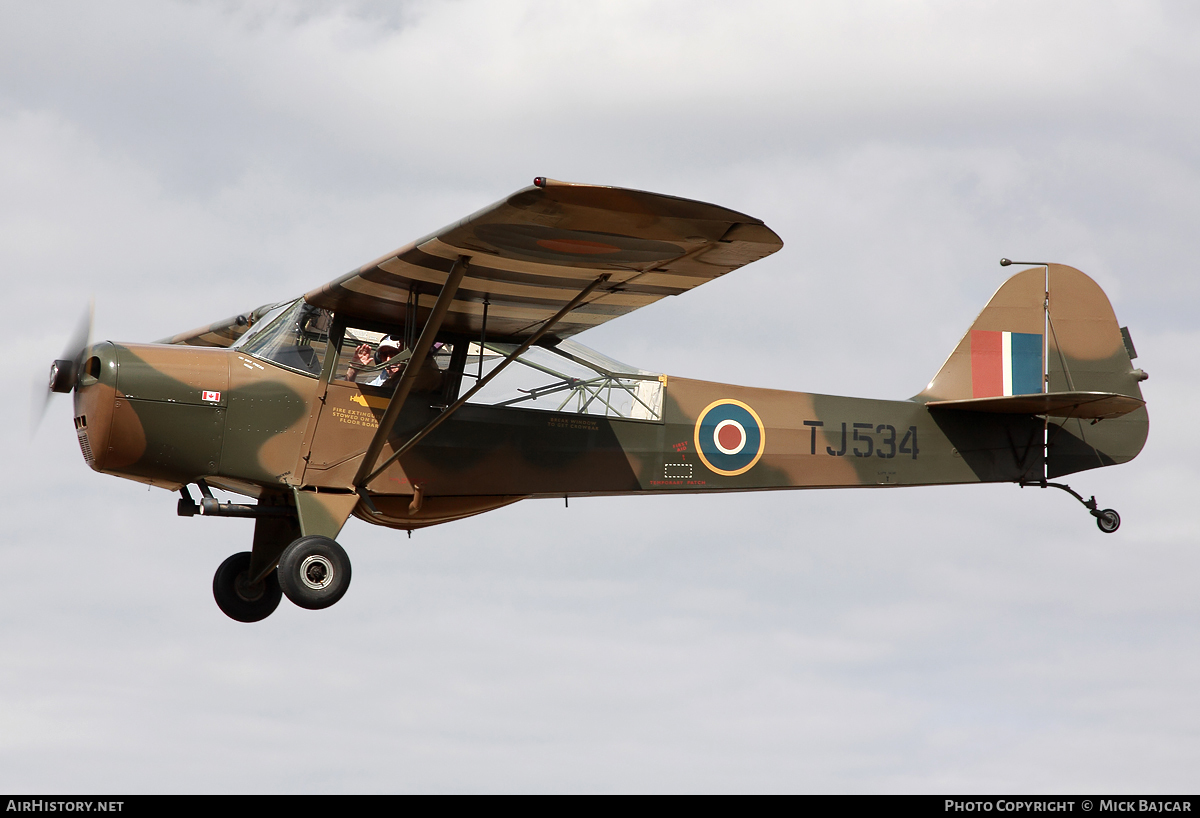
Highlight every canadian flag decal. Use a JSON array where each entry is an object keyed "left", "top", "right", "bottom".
[{"left": 202, "top": 391, "right": 221, "bottom": 403}]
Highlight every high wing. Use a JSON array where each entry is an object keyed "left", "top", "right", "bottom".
[{"left": 302, "top": 178, "right": 783, "bottom": 340}]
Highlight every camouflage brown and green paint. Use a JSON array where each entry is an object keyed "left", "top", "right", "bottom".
[{"left": 68, "top": 182, "right": 1147, "bottom": 545}]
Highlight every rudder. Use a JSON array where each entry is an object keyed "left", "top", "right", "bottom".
[{"left": 917, "top": 264, "right": 1148, "bottom": 478}]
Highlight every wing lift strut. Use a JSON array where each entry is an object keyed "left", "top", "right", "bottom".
[
  {"left": 174, "top": 255, "right": 476, "bottom": 526},
  {"left": 174, "top": 262, "right": 612, "bottom": 527},
  {"left": 351, "top": 266, "right": 612, "bottom": 516}
]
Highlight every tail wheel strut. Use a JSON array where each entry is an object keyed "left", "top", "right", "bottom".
[{"left": 1021, "top": 480, "right": 1120, "bottom": 534}]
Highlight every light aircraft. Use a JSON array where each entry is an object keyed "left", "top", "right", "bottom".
[{"left": 42, "top": 178, "right": 1149, "bottom": 622}]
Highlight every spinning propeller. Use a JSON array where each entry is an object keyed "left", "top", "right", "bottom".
[{"left": 33, "top": 301, "right": 93, "bottom": 430}]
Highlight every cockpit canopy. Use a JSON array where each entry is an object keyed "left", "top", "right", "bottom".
[{"left": 234, "top": 298, "right": 664, "bottom": 421}]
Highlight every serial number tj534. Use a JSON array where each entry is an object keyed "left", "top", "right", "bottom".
[{"left": 803, "top": 421, "right": 919, "bottom": 459}]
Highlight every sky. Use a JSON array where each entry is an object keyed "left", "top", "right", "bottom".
[{"left": 3, "top": 0, "right": 1199, "bottom": 794}]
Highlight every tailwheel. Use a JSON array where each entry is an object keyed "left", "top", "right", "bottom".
[
  {"left": 1021, "top": 480, "right": 1122, "bottom": 534},
  {"left": 213, "top": 551, "right": 282, "bottom": 622},
  {"left": 1094, "top": 508, "right": 1121, "bottom": 534},
  {"left": 277, "top": 535, "right": 352, "bottom": 610}
]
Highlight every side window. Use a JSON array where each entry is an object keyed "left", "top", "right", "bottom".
[
  {"left": 333, "top": 326, "right": 457, "bottom": 396},
  {"left": 464, "top": 339, "right": 664, "bottom": 421}
]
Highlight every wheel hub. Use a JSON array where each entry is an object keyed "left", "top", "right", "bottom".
[
  {"left": 234, "top": 570, "right": 266, "bottom": 602},
  {"left": 300, "top": 555, "right": 334, "bottom": 590}
]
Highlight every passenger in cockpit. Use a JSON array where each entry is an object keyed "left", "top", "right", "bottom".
[{"left": 344, "top": 335, "right": 444, "bottom": 393}]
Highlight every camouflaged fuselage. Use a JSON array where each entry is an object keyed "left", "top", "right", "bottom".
[{"left": 72, "top": 322, "right": 1147, "bottom": 532}]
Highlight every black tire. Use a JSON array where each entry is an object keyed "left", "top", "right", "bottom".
[
  {"left": 1096, "top": 509, "right": 1121, "bottom": 534},
  {"left": 213, "top": 551, "right": 282, "bottom": 622},
  {"left": 277, "top": 536, "right": 352, "bottom": 610}
]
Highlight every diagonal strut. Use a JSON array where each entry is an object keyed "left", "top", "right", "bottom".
[
  {"left": 352, "top": 256, "right": 469, "bottom": 489},
  {"left": 359, "top": 273, "right": 610, "bottom": 489}
]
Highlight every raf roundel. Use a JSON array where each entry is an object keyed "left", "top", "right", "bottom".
[{"left": 694, "top": 399, "right": 766, "bottom": 476}]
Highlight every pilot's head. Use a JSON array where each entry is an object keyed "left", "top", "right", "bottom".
[{"left": 376, "top": 336, "right": 402, "bottom": 364}]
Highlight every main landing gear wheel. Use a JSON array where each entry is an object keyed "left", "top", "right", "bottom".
[
  {"left": 1094, "top": 508, "right": 1121, "bottom": 534},
  {"left": 277, "top": 535, "right": 352, "bottom": 610},
  {"left": 213, "top": 551, "right": 282, "bottom": 622}
]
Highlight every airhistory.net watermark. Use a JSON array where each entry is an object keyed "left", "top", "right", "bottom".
[{"left": 6, "top": 802, "right": 123, "bottom": 812}]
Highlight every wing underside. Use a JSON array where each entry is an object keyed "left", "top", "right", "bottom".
[
  {"left": 157, "top": 180, "right": 783, "bottom": 347},
  {"left": 303, "top": 179, "right": 783, "bottom": 340}
]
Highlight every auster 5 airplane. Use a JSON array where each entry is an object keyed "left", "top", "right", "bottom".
[{"left": 43, "top": 178, "right": 1149, "bottom": 622}]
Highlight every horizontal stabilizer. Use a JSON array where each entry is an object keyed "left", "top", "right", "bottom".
[{"left": 925, "top": 391, "right": 1144, "bottom": 420}]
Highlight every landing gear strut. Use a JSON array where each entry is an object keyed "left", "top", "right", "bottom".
[
  {"left": 1021, "top": 480, "right": 1120, "bottom": 533},
  {"left": 196, "top": 483, "right": 354, "bottom": 620},
  {"left": 212, "top": 537, "right": 353, "bottom": 620}
]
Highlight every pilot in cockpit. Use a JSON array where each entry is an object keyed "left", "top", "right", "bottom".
[
  {"left": 345, "top": 335, "right": 403, "bottom": 386},
  {"left": 344, "top": 335, "right": 444, "bottom": 393}
]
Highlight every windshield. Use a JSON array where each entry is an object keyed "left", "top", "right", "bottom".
[
  {"left": 229, "top": 301, "right": 290, "bottom": 350},
  {"left": 240, "top": 299, "right": 333, "bottom": 377}
]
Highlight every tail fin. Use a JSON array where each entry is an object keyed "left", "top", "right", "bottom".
[{"left": 918, "top": 264, "right": 1148, "bottom": 478}]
